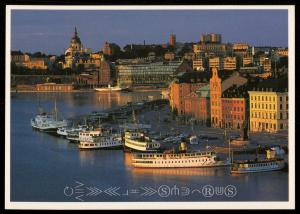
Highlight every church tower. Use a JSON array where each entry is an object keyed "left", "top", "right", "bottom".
[{"left": 70, "top": 27, "right": 82, "bottom": 52}]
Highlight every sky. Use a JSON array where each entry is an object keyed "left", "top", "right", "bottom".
[{"left": 11, "top": 9, "right": 288, "bottom": 55}]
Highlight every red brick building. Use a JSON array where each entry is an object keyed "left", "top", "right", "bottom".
[
  {"left": 183, "top": 84, "right": 211, "bottom": 126},
  {"left": 169, "top": 72, "right": 210, "bottom": 115},
  {"left": 36, "top": 83, "right": 74, "bottom": 92},
  {"left": 210, "top": 67, "right": 248, "bottom": 129}
]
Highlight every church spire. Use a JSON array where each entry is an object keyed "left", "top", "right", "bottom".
[{"left": 74, "top": 27, "right": 78, "bottom": 37}]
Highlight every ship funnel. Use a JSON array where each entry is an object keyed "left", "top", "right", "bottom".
[{"left": 179, "top": 142, "right": 187, "bottom": 153}]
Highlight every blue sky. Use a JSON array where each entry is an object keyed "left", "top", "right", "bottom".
[{"left": 11, "top": 10, "right": 288, "bottom": 55}]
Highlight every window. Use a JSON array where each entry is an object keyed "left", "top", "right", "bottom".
[
  {"left": 280, "top": 124, "right": 283, "bottom": 129},
  {"left": 280, "top": 97, "right": 282, "bottom": 102},
  {"left": 286, "top": 104, "right": 288, "bottom": 109},
  {"left": 262, "top": 96, "right": 264, "bottom": 101},
  {"left": 280, "top": 113, "right": 283, "bottom": 119},
  {"left": 286, "top": 97, "right": 288, "bottom": 101},
  {"left": 280, "top": 104, "right": 282, "bottom": 110}
]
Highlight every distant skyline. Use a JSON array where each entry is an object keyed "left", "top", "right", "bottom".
[{"left": 11, "top": 9, "right": 288, "bottom": 55}]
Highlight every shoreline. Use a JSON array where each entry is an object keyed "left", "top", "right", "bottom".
[{"left": 10, "top": 88, "right": 167, "bottom": 93}]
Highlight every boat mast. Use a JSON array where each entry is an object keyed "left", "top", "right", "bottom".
[{"left": 54, "top": 99, "right": 58, "bottom": 121}]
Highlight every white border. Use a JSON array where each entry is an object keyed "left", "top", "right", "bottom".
[{"left": 5, "top": 5, "right": 295, "bottom": 210}]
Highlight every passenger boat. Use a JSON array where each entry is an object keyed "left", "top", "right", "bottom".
[
  {"left": 131, "top": 143, "right": 230, "bottom": 168},
  {"left": 230, "top": 148, "right": 286, "bottom": 174},
  {"left": 94, "top": 84, "right": 130, "bottom": 92},
  {"left": 124, "top": 131, "right": 161, "bottom": 152},
  {"left": 31, "top": 101, "right": 68, "bottom": 132},
  {"left": 78, "top": 129, "right": 105, "bottom": 142},
  {"left": 57, "top": 125, "right": 89, "bottom": 137},
  {"left": 79, "top": 134, "right": 123, "bottom": 150}
]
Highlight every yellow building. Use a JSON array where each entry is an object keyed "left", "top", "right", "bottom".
[{"left": 249, "top": 86, "right": 288, "bottom": 133}]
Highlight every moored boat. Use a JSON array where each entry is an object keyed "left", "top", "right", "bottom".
[
  {"left": 131, "top": 143, "right": 230, "bottom": 168},
  {"left": 31, "top": 101, "right": 68, "bottom": 132},
  {"left": 79, "top": 134, "right": 123, "bottom": 150},
  {"left": 230, "top": 148, "right": 286, "bottom": 174},
  {"left": 124, "top": 131, "right": 161, "bottom": 152}
]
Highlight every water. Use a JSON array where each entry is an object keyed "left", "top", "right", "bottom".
[{"left": 10, "top": 92, "right": 288, "bottom": 202}]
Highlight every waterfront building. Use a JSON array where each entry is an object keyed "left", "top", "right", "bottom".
[
  {"left": 183, "top": 84, "right": 211, "bottom": 126},
  {"left": 223, "top": 57, "right": 237, "bottom": 70},
  {"left": 11, "top": 51, "right": 30, "bottom": 66},
  {"left": 36, "top": 83, "right": 74, "bottom": 92},
  {"left": 99, "top": 60, "right": 116, "bottom": 85},
  {"left": 200, "top": 33, "right": 222, "bottom": 44},
  {"left": 248, "top": 77, "right": 288, "bottom": 133},
  {"left": 117, "top": 61, "right": 192, "bottom": 88},
  {"left": 169, "top": 71, "right": 210, "bottom": 115},
  {"left": 221, "top": 85, "right": 248, "bottom": 129},
  {"left": 169, "top": 34, "right": 176, "bottom": 46},
  {"left": 25, "top": 57, "right": 50, "bottom": 70},
  {"left": 210, "top": 67, "right": 248, "bottom": 128}
]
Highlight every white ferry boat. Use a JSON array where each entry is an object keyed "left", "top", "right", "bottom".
[
  {"left": 31, "top": 113, "right": 68, "bottom": 131},
  {"left": 57, "top": 125, "right": 88, "bottom": 137},
  {"left": 230, "top": 149, "right": 286, "bottom": 174},
  {"left": 131, "top": 150, "right": 230, "bottom": 168},
  {"left": 78, "top": 129, "right": 105, "bottom": 142},
  {"left": 124, "top": 131, "right": 161, "bottom": 152},
  {"left": 79, "top": 134, "right": 123, "bottom": 150},
  {"left": 94, "top": 84, "right": 130, "bottom": 92}
]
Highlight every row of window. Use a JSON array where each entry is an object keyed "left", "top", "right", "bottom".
[
  {"left": 251, "top": 112, "right": 288, "bottom": 120},
  {"left": 250, "top": 122, "right": 287, "bottom": 130},
  {"left": 136, "top": 158, "right": 214, "bottom": 164},
  {"left": 251, "top": 95, "right": 288, "bottom": 102},
  {"left": 251, "top": 103, "right": 288, "bottom": 110}
]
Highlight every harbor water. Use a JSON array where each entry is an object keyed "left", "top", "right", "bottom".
[{"left": 10, "top": 92, "right": 288, "bottom": 202}]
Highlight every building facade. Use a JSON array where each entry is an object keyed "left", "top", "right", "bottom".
[
  {"left": 249, "top": 89, "right": 288, "bottom": 133},
  {"left": 183, "top": 84, "right": 210, "bottom": 125},
  {"left": 223, "top": 57, "right": 237, "bottom": 70},
  {"left": 209, "top": 57, "right": 221, "bottom": 70},
  {"left": 117, "top": 61, "right": 189, "bottom": 87},
  {"left": 200, "top": 33, "right": 222, "bottom": 44},
  {"left": 210, "top": 67, "right": 248, "bottom": 129},
  {"left": 36, "top": 83, "right": 74, "bottom": 92},
  {"left": 192, "top": 58, "right": 205, "bottom": 71}
]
